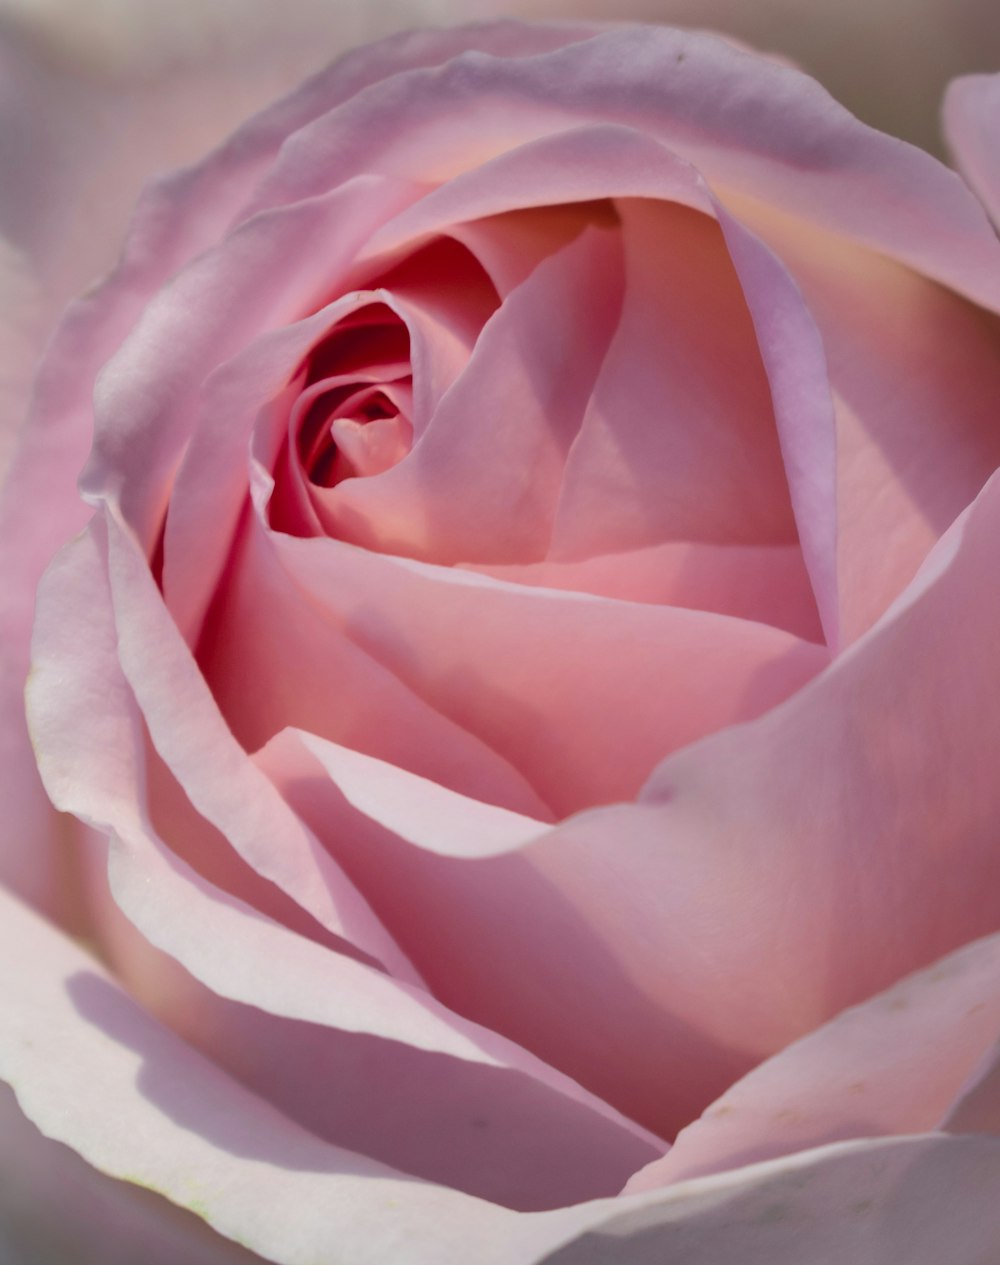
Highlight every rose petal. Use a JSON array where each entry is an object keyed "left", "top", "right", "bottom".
[
  {"left": 940, "top": 1040, "right": 1000, "bottom": 1137},
  {"left": 258, "top": 728, "right": 547, "bottom": 859},
  {"left": 8, "top": 880, "right": 1000, "bottom": 1264},
  {"left": 247, "top": 26, "right": 1000, "bottom": 313},
  {"left": 468, "top": 542, "right": 822, "bottom": 642},
  {"left": 265, "top": 469, "right": 1000, "bottom": 1138},
  {"left": 0, "top": 886, "right": 544, "bottom": 1265},
  {"left": 76, "top": 818, "right": 661, "bottom": 1211},
  {"left": 267, "top": 528, "right": 827, "bottom": 816},
  {"left": 541, "top": 1134, "right": 1000, "bottom": 1265},
  {"left": 363, "top": 123, "right": 838, "bottom": 638},
  {"left": 328, "top": 220, "right": 622, "bottom": 562},
  {"left": 944, "top": 73, "right": 1000, "bottom": 229},
  {"left": 625, "top": 930, "right": 1000, "bottom": 1190},
  {"left": 550, "top": 197, "right": 794, "bottom": 558},
  {"left": 27, "top": 522, "right": 663, "bottom": 1159},
  {"left": 0, "top": 1082, "right": 261, "bottom": 1265},
  {"left": 201, "top": 505, "right": 553, "bottom": 817},
  {"left": 729, "top": 193, "right": 1000, "bottom": 643}
]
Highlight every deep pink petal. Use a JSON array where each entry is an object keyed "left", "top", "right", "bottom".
[{"left": 327, "top": 221, "right": 622, "bottom": 562}]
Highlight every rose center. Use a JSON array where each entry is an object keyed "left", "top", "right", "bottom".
[
  {"left": 299, "top": 385, "right": 414, "bottom": 487},
  {"left": 292, "top": 302, "right": 415, "bottom": 489}
]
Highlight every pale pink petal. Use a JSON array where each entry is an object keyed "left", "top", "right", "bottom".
[
  {"left": 944, "top": 73, "right": 1000, "bottom": 228},
  {"left": 201, "top": 508, "right": 552, "bottom": 817},
  {"left": 543, "top": 1134, "right": 1000, "bottom": 1265},
  {"left": 75, "top": 828, "right": 661, "bottom": 1211},
  {"left": 625, "top": 930, "right": 1000, "bottom": 1190},
  {"left": 247, "top": 26, "right": 1000, "bottom": 313},
  {"left": 471, "top": 0, "right": 1000, "bottom": 156},
  {"left": 469, "top": 542, "right": 822, "bottom": 643},
  {"left": 259, "top": 729, "right": 547, "bottom": 859},
  {"left": 0, "top": 1083, "right": 262, "bottom": 1264},
  {"left": 84, "top": 172, "right": 421, "bottom": 552},
  {"left": 10, "top": 886, "right": 1000, "bottom": 1263},
  {"left": 27, "top": 524, "right": 661, "bottom": 1157},
  {"left": 550, "top": 197, "right": 793, "bottom": 558},
  {"left": 39, "top": 514, "right": 423, "bottom": 979},
  {"left": 731, "top": 196, "right": 1000, "bottom": 643},
  {"left": 269, "top": 530, "right": 828, "bottom": 816},
  {"left": 0, "top": 13, "right": 598, "bottom": 309},
  {"left": 711, "top": 202, "right": 839, "bottom": 645},
  {"left": 941, "top": 1040, "right": 1000, "bottom": 1136},
  {"left": 593, "top": 468, "right": 1000, "bottom": 1130},
  {"left": 0, "top": 886, "right": 595, "bottom": 1265},
  {"left": 271, "top": 469, "right": 1000, "bottom": 1140}
]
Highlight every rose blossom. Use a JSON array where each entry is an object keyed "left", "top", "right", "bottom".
[{"left": 5, "top": 15, "right": 1000, "bottom": 1265}]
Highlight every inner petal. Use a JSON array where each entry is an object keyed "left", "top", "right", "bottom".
[{"left": 550, "top": 196, "right": 797, "bottom": 558}]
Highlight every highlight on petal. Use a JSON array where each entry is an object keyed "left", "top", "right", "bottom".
[{"left": 0, "top": 1083, "right": 261, "bottom": 1265}]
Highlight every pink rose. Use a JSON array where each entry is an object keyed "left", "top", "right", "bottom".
[{"left": 5, "top": 16, "right": 1000, "bottom": 1265}]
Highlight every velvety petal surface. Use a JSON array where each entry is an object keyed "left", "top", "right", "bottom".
[{"left": 470, "top": 542, "right": 822, "bottom": 642}]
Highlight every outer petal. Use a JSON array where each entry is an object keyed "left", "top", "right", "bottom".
[
  {"left": 626, "top": 930, "right": 1000, "bottom": 1190},
  {"left": 727, "top": 192, "right": 1000, "bottom": 643},
  {"left": 247, "top": 26, "right": 1000, "bottom": 314},
  {"left": 944, "top": 73, "right": 1000, "bottom": 228},
  {"left": 6, "top": 902, "right": 1000, "bottom": 1265},
  {"left": 28, "top": 522, "right": 664, "bottom": 1171},
  {"left": 468, "top": 0, "right": 1000, "bottom": 157},
  {"left": 0, "top": 1085, "right": 262, "bottom": 1264},
  {"left": 538, "top": 1134, "right": 1000, "bottom": 1265},
  {"left": 0, "top": 7, "right": 591, "bottom": 308}
]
